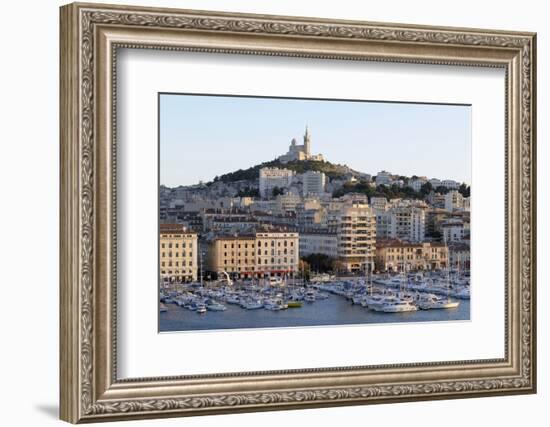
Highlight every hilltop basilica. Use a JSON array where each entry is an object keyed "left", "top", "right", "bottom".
[{"left": 277, "top": 126, "right": 324, "bottom": 164}]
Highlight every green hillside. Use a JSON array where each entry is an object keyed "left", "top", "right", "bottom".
[{"left": 211, "top": 159, "right": 355, "bottom": 184}]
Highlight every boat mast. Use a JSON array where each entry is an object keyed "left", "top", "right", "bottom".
[{"left": 199, "top": 243, "right": 204, "bottom": 287}]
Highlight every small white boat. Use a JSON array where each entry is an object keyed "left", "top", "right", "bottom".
[
  {"left": 264, "top": 299, "right": 282, "bottom": 311},
  {"left": 207, "top": 302, "right": 226, "bottom": 311},
  {"left": 241, "top": 299, "right": 263, "bottom": 310},
  {"left": 361, "top": 294, "right": 385, "bottom": 308},
  {"left": 352, "top": 295, "right": 364, "bottom": 305},
  {"left": 316, "top": 292, "right": 329, "bottom": 300},
  {"left": 453, "top": 287, "right": 470, "bottom": 299},
  {"left": 196, "top": 304, "right": 207, "bottom": 314},
  {"left": 225, "top": 295, "right": 240, "bottom": 304},
  {"left": 304, "top": 289, "right": 316, "bottom": 302}
]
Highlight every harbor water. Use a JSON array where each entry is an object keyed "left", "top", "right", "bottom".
[{"left": 159, "top": 293, "right": 470, "bottom": 332}]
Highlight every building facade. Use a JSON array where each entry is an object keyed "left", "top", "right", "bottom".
[
  {"left": 375, "top": 239, "right": 449, "bottom": 272},
  {"left": 336, "top": 203, "right": 377, "bottom": 272},
  {"left": 391, "top": 205, "right": 426, "bottom": 242},
  {"left": 206, "top": 235, "right": 256, "bottom": 278},
  {"left": 375, "top": 205, "right": 426, "bottom": 242},
  {"left": 408, "top": 178, "right": 427, "bottom": 192},
  {"left": 375, "top": 210, "right": 393, "bottom": 239},
  {"left": 302, "top": 170, "right": 326, "bottom": 196},
  {"left": 255, "top": 231, "right": 300, "bottom": 278},
  {"left": 375, "top": 170, "right": 393, "bottom": 186},
  {"left": 370, "top": 196, "right": 389, "bottom": 211},
  {"left": 442, "top": 218, "right": 466, "bottom": 242},
  {"left": 159, "top": 223, "right": 198, "bottom": 282},
  {"left": 259, "top": 167, "right": 295, "bottom": 199},
  {"left": 206, "top": 231, "right": 299, "bottom": 279},
  {"left": 444, "top": 190, "right": 464, "bottom": 212},
  {"left": 448, "top": 242, "right": 470, "bottom": 270},
  {"left": 299, "top": 232, "right": 338, "bottom": 258},
  {"left": 441, "top": 179, "right": 460, "bottom": 190}
]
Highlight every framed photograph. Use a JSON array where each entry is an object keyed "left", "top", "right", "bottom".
[{"left": 60, "top": 2, "right": 537, "bottom": 423}]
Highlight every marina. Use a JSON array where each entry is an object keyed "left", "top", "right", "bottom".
[{"left": 159, "top": 271, "right": 470, "bottom": 331}]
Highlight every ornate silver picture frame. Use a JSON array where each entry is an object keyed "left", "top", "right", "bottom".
[{"left": 60, "top": 2, "right": 536, "bottom": 423}]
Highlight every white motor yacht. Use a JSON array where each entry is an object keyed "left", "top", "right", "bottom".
[
  {"left": 369, "top": 296, "right": 418, "bottom": 313},
  {"left": 206, "top": 302, "right": 226, "bottom": 311},
  {"left": 416, "top": 294, "right": 460, "bottom": 310}
]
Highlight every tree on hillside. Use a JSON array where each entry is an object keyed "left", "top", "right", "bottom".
[
  {"left": 458, "top": 183, "right": 470, "bottom": 197},
  {"left": 420, "top": 182, "right": 433, "bottom": 195},
  {"left": 272, "top": 186, "right": 285, "bottom": 197},
  {"left": 237, "top": 187, "right": 259, "bottom": 197}
]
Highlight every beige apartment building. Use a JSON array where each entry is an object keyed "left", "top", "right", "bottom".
[
  {"left": 160, "top": 223, "right": 198, "bottom": 282},
  {"left": 207, "top": 231, "right": 299, "bottom": 279},
  {"left": 206, "top": 235, "right": 256, "bottom": 277},
  {"left": 375, "top": 239, "right": 449, "bottom": 272}
]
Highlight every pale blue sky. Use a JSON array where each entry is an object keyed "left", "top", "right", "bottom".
[{"left": 160, "top": 94, "right": 471, "bottom": 187}]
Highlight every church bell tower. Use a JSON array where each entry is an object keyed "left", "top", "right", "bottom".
[{"left": 303, "top": 125, "right": 311, "bottom": 156}]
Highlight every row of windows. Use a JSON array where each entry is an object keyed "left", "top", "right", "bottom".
[
  {"left": 222, "top": 240, "right": 295, "bottom": 249},
  {"left": 161, "top": 252, "right": 192, "bottom": 258},
  {"left": 222, "top": 249, "right": 294, "bottom": 257},
  {"left": 385, "top": 247, "right": 444, "bottom": 253},
  {"left": 161, "top": 261, "right": 193, "bottom": 267},
  {"left": 223, "top": 258, "right": 293, "bottom": 265},
  {"left": 386, "top": 247, "right": 418, "bottom": 253},
  {"left": 380, "top": 254, "right": 445, "bottom": 261},
  {"left": 221, "top": 266, "right": 296, "bottom": 272},
  {"left": 161, "top": 270, "right": 194, "bottom": 275},
  {"left": 161, "top": 242, "right": 193, "bottom": 249}
]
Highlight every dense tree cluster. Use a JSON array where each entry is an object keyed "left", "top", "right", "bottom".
[
  {"left": 333, "top": 180, "right": 470, "bottom": 200},
  {"left": 301, "top": 253, "right": 336, "bottom": 273},
  {"left": 212, "top": 159, "right": 354, "bottom": 183}
]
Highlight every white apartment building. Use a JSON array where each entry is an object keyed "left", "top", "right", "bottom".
[
  {"left": 375, "top": 205, "right": 426, "bottom": 242},
  {"left": 375, "top": 170, "right": 393, "bottom": 186},
  {"left": 299, "top": 232, "right": 338, "bottom": 258},
  {"left": 375, "top": 210, "right": 393, "bottom": 239},
  {"left": 302, "top": 170, "right": 326, "bottom": 196},
  {"left": 370, "top": 196, "right": 389, "bottom": 212},
  {"left": 429, "top": 178, "right": 442, "bottom": 188},
  {"left": 336, "top": 203, "right": 377, "bottom": 272},
  {"left": 391, "top": 206, "right": 426, "bottom": 242},
  {"left": 445, "top": 190, "right": 464, "bottom": 212},
  {"left": 408, "top": 178, "right": 427, "bottom": 192},
  {"left": 428, "top": 178, "right": 461, "bottom": 190},
  {"left": 441, "top": 179, "right": 460, "bottom": 190},
  {"left": 275, "top": 193, "right": 302, "bottom": 214},
  {"left": 259, "top": 167, "right": 295, "bottom": 199},
  {"left": 442, "top": 218, "right": 466, "bottom": 243},
  {"left": 463, "top": 197, "right": 471, "bottom": 211}
]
